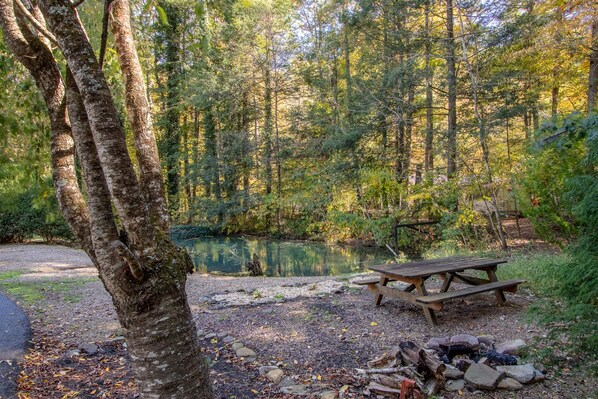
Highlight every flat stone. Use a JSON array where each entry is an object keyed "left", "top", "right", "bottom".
[
  {"left": 319, "top": 390, "right": 337, "bottom": 399},
  {"left": 204, "top": 333, "right": 217, "bottom": 339},
  {"left": 65, "top": 349, "right": 80, "bottom": 358},
  {"left": 196, "top": 330, "right": 205, "bottom": 337},
  {"left": 232, "top": 342, "right": 245, "bottom": 351},
  {"left": 464, "top": 363, "right": 504, "bottom": 390},
  {"left": 444, "top": 364, "right": 465, "bottom": 380},
  {"left": 495, "top": 339, "right": 526, "bottom": 355},
  {"left": 278, "top": 377, "right": 296, "bottom": 387},
  {"left": 244, "top": 357, "right": 256, "bottom": 363},
  {"left": 266, "top": 368, "right": 284, "bottom": 384},
  {"left": 236, "top": 347, "right": 257, "bottom": 358},
  {"left": 451, "top": 334, "right": 479, "bottom": 348},
  {"left": 445, "top": 379, "right": 465, "bottom": 392},
  {"left": 216, "top": 332, "right": 228, "bottom": 339},
  {"left": 78, "top": 343, "right": 98, "bottom": 355},
  {"left": 222, "top": 336, "right": 234, "bottom": 343},
  {"left": 279, "top": 384, "right": 309, "bottom": 395},
  {"left": 497, "top": 377, "right": 523, "bottom": 390},
  {"left": 496, "top": 364, "right": 535, "bottom": 384},
  {"left": 426, "top": 336, "right": 449, "bottom": 351},
  {"left": 259, "top": 366, "right": 278, "bottom": 375}
]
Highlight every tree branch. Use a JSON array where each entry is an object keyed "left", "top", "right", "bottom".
[{"left": 13, "top": 0, "right": 58, "bottom": 46}]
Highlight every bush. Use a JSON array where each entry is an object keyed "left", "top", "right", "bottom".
[{"left": 0, "top": 185, "right": 72, "bottom": 243}]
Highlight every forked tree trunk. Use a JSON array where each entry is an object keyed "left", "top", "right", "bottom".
[{"left": 0, "top": 0, "right": 214, "bottom": 397}]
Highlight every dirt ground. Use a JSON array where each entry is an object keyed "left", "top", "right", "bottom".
[{"left": 0, "top": 243, "right": 596, "bottom": 399}]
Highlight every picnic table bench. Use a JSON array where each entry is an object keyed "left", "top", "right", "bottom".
[{"left": 353, "top": 256, "right": 525, "bottom": 325}]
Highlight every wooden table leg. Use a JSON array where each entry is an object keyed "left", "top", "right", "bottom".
[
  {"left": 440, "top": 273, "right": 454, "bottom": 293},
  {"left": 374, "top": 276, "right": 389, "bottom": 306},
  {"left": 486, "top": 267, "right": 506, "bottom": 305},
  {"left": 415, "top": 279, "right": 437, "bottom": 325}
]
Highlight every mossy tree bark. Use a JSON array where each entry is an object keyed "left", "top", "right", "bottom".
[{"left": 0, "top": 0, "right": 213, "bottom": 397}]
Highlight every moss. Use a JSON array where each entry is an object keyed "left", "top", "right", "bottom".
[{"left": 0, "top": 271, "right": 24, "bottom": 280}]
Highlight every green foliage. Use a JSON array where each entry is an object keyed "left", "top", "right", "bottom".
[{"left": 0, "top": 183, "right": 72, "bottom": 243}]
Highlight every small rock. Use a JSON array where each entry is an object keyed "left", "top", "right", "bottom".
[
  {"left": 426, "top": 336, "right": 449, "bottom": 351},
  {"left": 196, "top": 330, "right": 205, "bottom": 337},
  {"left": 256, "top": 298, "right": 276, "bottom": 305},
  {"left": 495, "top": 339, "right": 526, "bottom": 355},
  {"left": 65, "top": 349, "right": 80, "bottom": 358},
  {"left": 266, "top": 368, "right": 284, "bottom": 384},
  {"left": 78, "top": 343, "right": 98, "bottom": 355},
  {"left": 204, "top": 333, "right": 217, "bottom": 339},
  {"left": 216, "top": 332, "right": 228, "bottom": 339},
  {"left": 497, "top": 377, "right": 523, "bottom": 390},
  {"left": 236, "top": 347, "right": 257, "bottom": 358},
  {"left": 477, "top": 335, "right": 495, "bottom": 347},
  {"left": 232, "top": 342, "right": 245, "bottom": 351},
  {"left": 451, "top": 334, "right": 479, "bottom": 348},
  {"left": 279, "top": 384, "right": 309, "bottom": 395},
  {"left": 108, "top": 336, "right": 126, "bottom": 343},
  {"left": 319, "top": 390, "right": 337, "bottom": 399},
  {"left": 278, "top": 377, "right": 296, "bottom": 387},
  {"left": 477, "top": 357, "right": 491, "bottom": 366},
  {"left": 444, "top": 364, "right": 465, "bottom": 380},
  {"left": 464, "top": 363, "right": 504, "bottom": 390},
  {"left": 222, "top": 336, "right": 234, "bottom": 343},
  {"left": 533, "top": 362, "right": 547, "bottom": 373},
  {"left": 533, "top": 370, "right": 546, "bottom": 383},
  {"left": 496, "top": 364, "right": 535, "bottom": 384},
  {"left": 445, "top": 379, "right": 465, "bottom": 392},
  {"left": 259, "top": 366, "right": 278, "bottom": 375}
]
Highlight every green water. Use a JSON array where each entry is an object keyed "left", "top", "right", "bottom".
[{"left": 176, "top": 236, "right": 391, "bottom": 277}]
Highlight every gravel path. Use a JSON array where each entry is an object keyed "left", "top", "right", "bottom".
[{"left": 0, "top": 243, "right": 596, "bottom": 398}]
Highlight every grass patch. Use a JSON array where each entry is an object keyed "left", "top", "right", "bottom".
[
  {"left": 0, "top": 270, "right": 24, "bottom": 280},
  {"left": 0, "top": 278, "right": 95, "bottom": 304}
]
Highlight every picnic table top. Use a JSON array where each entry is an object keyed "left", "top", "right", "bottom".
[{"left": 368, "top": 255, "right": 508, "bottom": 279}]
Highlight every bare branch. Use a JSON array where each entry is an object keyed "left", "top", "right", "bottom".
[{"left": 13, "top": 0, "right": 58, "bottom": 46}]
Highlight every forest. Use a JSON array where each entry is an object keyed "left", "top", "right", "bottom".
[{"left": 0, "top": 0, "right": 597, "bottom": 397}]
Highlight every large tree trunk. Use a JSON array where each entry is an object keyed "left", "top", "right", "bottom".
[
  {"left": 589, "top": 19, "right": 597, "bottom": 113},
  {"left": 424, "top": 0, "right": 434, "bottom": 173},
  {"left": 446, "top": 0, "right": 457, "bottom": 179},
  {"left": 1, "top": 1, "right": 214, "bottom": 397}
]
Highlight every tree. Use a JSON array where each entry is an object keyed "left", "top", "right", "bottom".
[{"left": 0, "top": 0, "right": 213, "bottom": 397}]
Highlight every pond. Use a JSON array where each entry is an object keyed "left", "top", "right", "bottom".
[{"left": 176, "top": 236, "right": 391, "bottom": 277}]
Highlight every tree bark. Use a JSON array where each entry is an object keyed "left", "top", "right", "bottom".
[
  {"left": 110, "top": 0, "right": 169, "bottom": 232},
  {"left": 424, "top": 0, "right": 434, "bottom": 173},
  {"left": 446, "top": 0, "right": 457, "bottom": 179},
  {"left": 589, "top": 19, "right": 597, "bottom": 113},
  {"left": 2, "top": 1, "right": 215, "bottom": 396}
]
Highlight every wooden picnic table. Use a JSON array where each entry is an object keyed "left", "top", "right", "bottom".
[{"left": 355, "top": 256, "right": 525, "bottom": 325}]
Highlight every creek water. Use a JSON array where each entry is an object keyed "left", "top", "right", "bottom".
[{"left": 176, "top": 236, "right": 391, "bottom": 277}]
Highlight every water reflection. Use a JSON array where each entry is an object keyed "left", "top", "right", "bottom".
[{"left": 175, "top": 236, "right": 390, "bottom": 277}]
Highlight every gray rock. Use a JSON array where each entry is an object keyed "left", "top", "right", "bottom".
[
  {"left": 495, "top": 339, "right": 526, "bottom": 355},
  {"left": 196, "top": 330, "right": 205, "bottom": 337},
  {"left": 232, "top": 342, "right": 245, "bottom": 351},
  {"left": 464, "top": 363, "right": 504, "bottom": 390},
  {"left": 278, "top": 377, "right": 296, "bottom": 387},
  {"left": 445, "top": 379, "right": 465, "bottom": 392},
  {"left": 256, "top": 298, "right": 276, "bottom": 305},
  {"left": 222, "top": 336, "right": 234, "bottom": 343},
  {"left": 451, "top": 334, "right": 479, "bottom": 348},
  {"left": 477, "top": 335, "right": 495, "bottom": 347},
  {"left": 497, "top": 377, "right": 523, "bottom": 390},
  {"left": 319, "top": 390, "right": 337, "bottom": 399},
  {"left": 426, "top": 336, "right": 449, "bottom": 351},
  {"left": 245, "top": 357, "right": 256, "bottom": 363},
  {"left": 279, "top": 384, "right": 309, "bottom": 395},
  {"left": 496, "top": 364, "right": 535, "bottom": 384},
  {"left": 236, "top": 347, "right": 257, "bottom": 358},
  {"left": 444, "top": 364, "right": 465, "bottom": 380},
  {"left": 259, "top": 365, "right": 278, "bottom": 375},
  {"left": 266, "top": 368, "right": 284, "bottom": 384},
  {"left": 108, "top": 336, "right": 126, "bottom": 343},
  {"left": 216, "top": 332, "right": 227, "bottom": 339},
  {"left": 533, "top": 363, "right": 547, "bottom": 373},
  {"left": 65, "top": 349, "right": 80, "bottom": 358},
  {"left": 78, "top": 343, "right": 98, "bottom": 355},
  {"left": 204, "top": 333, "right": 217, "bottom": 339},
  {"left": 533, "top": 370, "right": 546, "bottom": 383}
]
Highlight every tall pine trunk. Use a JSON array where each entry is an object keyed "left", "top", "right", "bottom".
[{"left": 446, "top": 0, "right": 457, "bottom": 179}]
